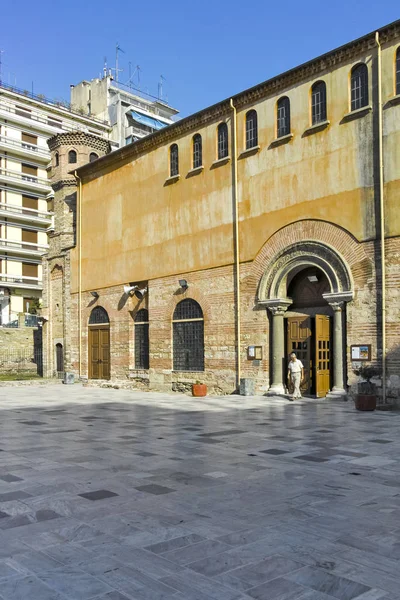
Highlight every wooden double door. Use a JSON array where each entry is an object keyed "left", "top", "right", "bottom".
[
  {"left": 287, "top": 315, "right": 330, "bottom": 397},
  {"left": 88, "top": 326, "right": 110, "bottom": 380}
]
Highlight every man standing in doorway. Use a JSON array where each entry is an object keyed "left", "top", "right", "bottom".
[{"left": 287, "top": 352, "right": 304, "bottom": 400}]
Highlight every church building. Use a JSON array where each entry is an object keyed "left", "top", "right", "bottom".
[{"left": 42, "top": 21, "right": 400, "bottom": 405}]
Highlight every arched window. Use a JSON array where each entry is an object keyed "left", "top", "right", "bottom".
[
  {"left": 89, "top": 306, "right": 109, "bottom": 325},
  {"left": 217, "top": 122, "right": 228, "bottom": 159},
  {"left": 396, "top": 47, "right": 400, "bottom": 96},
  {"left": 68, "top": 149, "right": 77, "bottom": 164},
  {"left": 55, "top": 152, "right": 59, "bottom": 167},
  {"left": 134, "top": 309, "right": 149, "bottom": 369},
  {"left": 311, "top": 81, "right": 327, "bottom": 125},
  {"left": 351, "top": 64, "right": 368, "bottom": 111},
  {"left": 170, "top": 144, "right": 179, "bottom": 177},
  {"left": 277, "top": 97, "right": 290, "bottom": 138},
  {"left": 192, "top": 134, "right": 202, "bottom": 169},
  {"left": 89, "top": 152, "right": 98, "bottom": 163},
  {"left": 173, "top": 299, "right": 204, "bottom": 372},
  {"left": 56, "top": 343, "right": 64, "bottom": 374},
  {"left": 245, "top": 110, "right": 258, "bottom": 149}
]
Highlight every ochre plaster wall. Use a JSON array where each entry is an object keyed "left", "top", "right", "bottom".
[{"left": 72, "top": 39, "right": 400, "bottom": 294}]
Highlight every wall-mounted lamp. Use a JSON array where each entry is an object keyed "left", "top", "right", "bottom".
[
  {"left": 90, "top": 291, "right": 99, "bottom": 298},
  {"left": 179, "top": 279, "right": 188, "bottom": 290}
]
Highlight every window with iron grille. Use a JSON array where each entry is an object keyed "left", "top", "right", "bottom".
[
  {"left": 89, "top": 152, "right": 98, "bottom": 163},
  {"left": 277, "top": 97, "right": 290, "bottom": 138},
  {"left": 89, "top": 306, "right": 109, "bottom": 325},
  {"left": 170, "top": 144, "right": 179, "bottom": 176},
  {"left": 311, "top": 81, "right": 327, "bottom": 125},
  {"left": 134, "top": 309, "right": 149, "bottom": 369},
  {"left": 68, "top": 149, "right": 77, "bottom": 164},
  {"left": 173, "top": 299, "right": 204, "bottom": 372},
  {"left": 245, "top": 110, "right": 258, "bottom": 149},
  {"left": 192, "top": 134, "right": 202, "bottom": 169},
  {"left": 351, "top": 64, "right": 368, "bottom": 111},
  {"left": 217, "top": 123, "right": 228, "bottom": 159},
  {"left": 396, "top": 48, "right": 400, "bottom": 96}
]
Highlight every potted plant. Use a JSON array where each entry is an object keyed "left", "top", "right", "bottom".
[
  {"left": 192, "top": 380, "right": 207, "bottom": 397},
  {"left": 353, "top": 365, "right": 380, "bottom": 411}
]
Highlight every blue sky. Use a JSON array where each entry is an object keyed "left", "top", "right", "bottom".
[{"left": 2, "top": 1, "right": 399, "bottom": 118}]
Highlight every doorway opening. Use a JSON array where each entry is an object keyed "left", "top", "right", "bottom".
[
  {"left": 88, "top": 307, "right": 110, "bottom": 380},
  {"left": 285, "top": 267, "right": 332, "bottom": 398}
]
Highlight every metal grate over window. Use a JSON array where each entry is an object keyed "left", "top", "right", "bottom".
[
  {"left": 193, "top": 134, "right": 202, "bottom": 169},
  {"left": 245, "top": 110, "right": 258, "bottom": 149},
  {"left": 173, "top": 299, "right": 204, "bottom": 372},
  {"left": 68, "top": 150, "right": 77, "bottom": 164},
  {"left": 277, "top": 97, "right": 290, "bottom": 138},
  {"left": 170, "top": 144, "right": 179, "bottom": 176},
  {"left": 311, "top": 81, "right": 327, "bottom": 125},
  {"left": 134, "top": 309, "right": 149, "bottom": 369},
  {"left": 89, "top": 306, "right": 109, "bottom": 325},
  {"left": 217, "top": 123, "right": 228, "bottom": 159},
  {"left": 396, "top": 48, "right": 400, "bottom": 96},
  {"left": 351, "top": 64, "right": 369, "bottom": 111},
  {"left": 89, "top": 152, "right": 98, "bottom": 163}
]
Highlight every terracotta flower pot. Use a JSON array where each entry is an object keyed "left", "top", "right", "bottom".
[
  {"left": 192, "top": 384, "right": 207, "bottom": 397},
  {"left": 355, "top": 394, "right": 376, "bottom": 411}
]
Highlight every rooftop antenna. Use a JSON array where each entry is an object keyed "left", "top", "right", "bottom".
[
  {"left": 103, "top": 56, "right": 108, "bottom": 78},
  {"left": 115, "top": 43, "right": 125, "bottom": 83},
  {"left": 158, "top": 75, "right": 166, "bottom": 101},
  {"left": 0, "top": 50, "right": 4, "bottom": 86},
  {"left": 137, "top": 65, "right": 141, "bottom": 89}
]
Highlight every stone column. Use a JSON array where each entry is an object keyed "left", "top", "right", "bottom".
[
  {"left": 263, "top": 299, "right": 292, "bottom": 396},
  {"left": 329, "top": 301, "right": 346, "bottom": 396}
]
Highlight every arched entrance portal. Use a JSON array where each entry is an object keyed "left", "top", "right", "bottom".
[
  {"left": 88, "top": 307, "right": 110, "bottom": 380},
  {"left": 258, "top": 241, "right": 353, "bottom": 398}
]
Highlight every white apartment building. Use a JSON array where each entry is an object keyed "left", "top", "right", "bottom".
[
  {"left": 70, "top": 75, "right": 179, "bottom": 147},
  {"left": 0, "top": 83, "right": 111, "bottom": 325}
]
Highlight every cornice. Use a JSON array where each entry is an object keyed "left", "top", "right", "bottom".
[
  {"left": 48, "top": 132, "right": 111, "bottom": 152},
  {"left": 51, "top": 179, "right": 77, "bottom": 192},
  {"left": 76, "top": 19, "right": 400, "bottom": 181}
]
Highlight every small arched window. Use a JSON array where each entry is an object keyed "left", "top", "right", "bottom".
[
  {"left": 89, "top": 306, "right": 109, "bottom": 325},
  {"left": 89, "top": 152, "right": 98, "bottom": 163},
  {"left": 170, "top": 144, "right": 179, "bottom": 177},
  {"left": 277, "top": 97, "right": 290, "bottom": 138},
  {"left": 245, "top": 110, "right": 258, "bottom": 149},
  {"left": 351, "top": 64, "right": 369, "bottom": 111},
  {"left": 192, "top": 134, "right": 202, "bottom": 169},
  {"left": 68, "top": 149, "right": 77, "bottom": 164},
  {"left": 311, "top": 81, "right": 327, "bottom": 125},
  {"left": 217, "top": 122, "right": 229, "bottom": 159},
  {"left": 134, "top": 309, "right": 149, "bottom": 369},
  {"left": 173, "top": 299, "right": 204, "bottom": 372},
  {"left": 55, "top": 152, "right": 59, "bottom": 167},
  {"left": 56, "top": 343, "right": 64, "bottom": 374},
  {"left": 396, "top": 47, "right": 400, "bottom": 96}
]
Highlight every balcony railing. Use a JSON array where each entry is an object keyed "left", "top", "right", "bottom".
[
  {"left": 0, "top": 80, "right": 109, "bottom": 126},
  {"left": 0, "top": 135, "right": 50, "bottom": 159},
  {"left": 0, "top": 201, "right": 53, "bottom": 223},
  {"left": 0, "top": 167, "right": 49, "bottom": 189},
  {"left": 0, "top": 238, "right": 48, "bottom": 255},
  {"left": 0, "top": 273, "right": 42, "bottom": 289}
]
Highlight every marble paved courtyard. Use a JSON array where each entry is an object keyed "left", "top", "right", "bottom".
[{"left": 0, "top": 385, "right": 399, "bottom": 600}]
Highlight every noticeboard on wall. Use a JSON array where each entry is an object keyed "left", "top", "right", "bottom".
[
  {"left": 350, "top": 345, "right": 371, "bottom": 361},
  {"left": 247, "top": 346, "right": 263, "bottom": 361}
]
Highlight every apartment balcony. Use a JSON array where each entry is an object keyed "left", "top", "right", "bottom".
[
  {"left": 0, "top": 168, "right": 50, "bottom": 193},
  {"left": 0, "top": 135, "right": 50, "bottom": 164},
  {"left": 0, "top": 201, "right": 53, "bottom": 226},
  {"left": 0, "top": 273, "right": 42, "bottom": 290},
  {"left": 0, "top": 238, "right": 48, "bottom": 257}
]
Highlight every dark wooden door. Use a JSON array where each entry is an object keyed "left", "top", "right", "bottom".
[
  {"left": 315, "top": 315, "right": 330, "bottom": 397},
  {"left": 287, "top": 317, "right": 311, "bottom": 393},
  {"left": 89, "top": 327, "right": 110, "bottom": 380}
]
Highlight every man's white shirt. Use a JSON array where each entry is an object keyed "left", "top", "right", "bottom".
[{"left": 288, "top": 359, "right": 303, "bottom": 374}]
